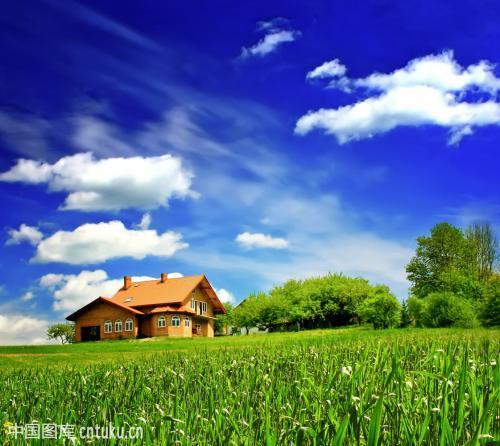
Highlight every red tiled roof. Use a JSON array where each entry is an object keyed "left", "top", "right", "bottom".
[{"left": 66, "top": 296, "right": 144, "bottom": 321}]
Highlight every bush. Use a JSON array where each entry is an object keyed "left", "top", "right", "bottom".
[
  {"left": 480, "top": 275, "right": 500, "bottom": 327},
  {"left": 407, "top": 296, "right": 424, "bottom": 327},
  {"left": 421, "top": 292, "right": 478, "bottom": 328},
  {"left": 358, "top": 286, "right": 401, "bottom": 329}
]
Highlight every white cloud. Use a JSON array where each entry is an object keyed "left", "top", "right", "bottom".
[
  {"left": 297, "top": 51, "right": 500, "bottom": 144},
  {"left": 306, "top": 59, "right": 347, "bottom": 80},
  {"left": 138, "top": 212, "right": 152, "bottom": 230},
  {"left": 40, "top": 269, "right": 156, "bottom": 312},
  {"left": 20, "top": 291, "right": 34, "bottom": 302},
  {"left": 32, "top": 220, "right": 188, "bottom": 265},
  {"left": 6, "top": 224, "right": 43, "bottom": 246},
  {"left": 241, "top": 30, "right": 300, "bottom": 58},
  {"left": 0, "top": 313, "right": 49, "bottom": 345},
  {"left": 216, "top": 288, "right": 236, "bottom": 304},
  {"left": 235, "top": 232, "right": 289, "bottom": 249},
  {"left": 296, "top": 85, "right": 500, "bottom": 144},
  {"left": 167, "top": 272, "right": 184, "bottom": 278},
  {"left": 0, "top": 152, "right": 195, "bottom": 211}
]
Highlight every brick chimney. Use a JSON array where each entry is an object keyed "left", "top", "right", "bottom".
[
  {"left": 123, "top": 275, "right": 132, "bottom": 290},
  {"left": 160, "top": 272, "right": 168, "bottom": 283}
]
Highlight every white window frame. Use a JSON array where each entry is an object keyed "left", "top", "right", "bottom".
[
  {"left": 184, "top": 316, "right": 190, "bottom": 327},
  {"left": 157, "top": 315, "right": 166, "bottom": 328},
  {"left": 190, "top": 298, "right": 196, "bottom": 310},
  {"left": 125, "top": 318, "right": 133, "bottom": 332},
  {"left": 104, "top": 320, "right": 112, "bottom": 333},
  {"left": 115, "top": 319, "right": 122, "bottom": 332},
  {"left": 201, "top": 301, "right": 207, "bottom": 314},
  {"left": 171, "top": 316, "right": 180, "bottom": 327}
]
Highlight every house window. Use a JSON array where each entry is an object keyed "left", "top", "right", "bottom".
[
  {"left": 157, "top": 316, "right": 166, "bottom": 328},
  {"left": 115, "top": 319, "right": 122, "bottom": 332},
  {"left": 201, "top": 301, "right": 207, "bottom": 314},
  {"left": 172, "top": 316, "right": 180, "bottom": 327},
  {"left": 125, "top": 318, "right": 133, "bottom": 332},
  {"left": 104, "top": 320, "right": 112, "bottom": 333},
  {"left": 190, "top": 298, "right": 196, "bottom": 310},
  {"left": 194, "top": 323, "right": 202, "bottom": 334},
  {"left": 192, "top": 288, "right": 196, "bottom": 297},
  {"left": 184, "top": 316, "right": 190, "bottom": 327}
]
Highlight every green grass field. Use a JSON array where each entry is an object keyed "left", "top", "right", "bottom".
[{"left": 1, "top": 327, "right": 499, "bottom": 445}]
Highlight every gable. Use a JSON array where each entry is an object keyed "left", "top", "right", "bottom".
[{"left": 66, "top": 297, "right": 144, "bottom": 321}]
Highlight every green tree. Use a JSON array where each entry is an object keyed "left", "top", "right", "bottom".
[
  {"left": 407, "top": 296, "right": 424, "bottom": 327},
  {"left": 400, "top": 300, "right": 411, "bottom": 327},
  {"left": 420, "top": 292, "right": 478, "bottom": 328},
  {"left": 358, "top": 286, "right": 401, "bottom": 329},
  {"left": 480, "top": 274, "right": 500, "bottom": 327},
  {"left": 214, "top": 302, "right": 234, "bottom": 335},
  {"left": 47, "top": 323, "right": 75, "bottom": 344},
  {"left": 406, "top": 222, "right": 469, "bottom": 298}
]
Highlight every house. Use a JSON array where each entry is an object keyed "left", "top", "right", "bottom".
[{"left": 66, "top": 273, "right": 225, "bottom": 342}]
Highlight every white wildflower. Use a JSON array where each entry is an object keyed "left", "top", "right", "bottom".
[
  {"left": 342, "top": 366, "right": 353, "bottom": 376},
  {"left": 432, "top": 407, "right": 440, "bottom": 412}
]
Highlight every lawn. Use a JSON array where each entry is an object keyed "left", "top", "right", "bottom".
[{"left": 1, "top": 327, "right": 499, "bottom": 444}]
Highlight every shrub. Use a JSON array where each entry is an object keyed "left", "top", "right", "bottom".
[
  {"left": 480, "top": 275, "right": 500, "bottom": 327},
  {"left": 407, "top": 296, "right": 424, "bottom": 327},
  {"left": 421, "top": 292, "right": 478, "bottom": 328},
  {"left": 358, "top": 286, "right": 401, "bottom": 329}
]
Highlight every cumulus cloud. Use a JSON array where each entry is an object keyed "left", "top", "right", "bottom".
[
  {"left": 235, "top": 232, "right": 289, "bottom": 249},
  {"left": 40, "top": 270, "right": 155, "bottom": 312},
  {"left": 297, "top": 51, "right": 500, "bottom": 144},
  {"left": 32, "top": 220, "right": 188, "bottom": 265},
  {"left": 0, "top": 152, "right": 195, "bottom": 211},
  {"left": 216, "top": 288, "right": 236, "bottom": 304},
  {"left": 0, "top": 313, "right": 49, "bottom": 345},
  {"left": 241, "top": 18, "right": 300, "bottom": 58},
  {"left": 6, "top": 224, "right": 43, "bottom": 246}
]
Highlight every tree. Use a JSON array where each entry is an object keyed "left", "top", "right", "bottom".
[
  {"left": 357, "top": 286, "right": 401, "bottom": 329},
  {"left": 47, "top": 323, "right": 75, "bottom": 344},
  {"left": 420, "top": 292, "right": 478, "bottom": 328},
  {"left": 400, "top": 300, "right": 411, "bottom": 327},
  {"left": 406, "top": 222, "right": 469, "bottom": 298},
  {"left": 407, "top": 296, "right": 424, "bottom": 327},
  {"left": 465, "top": 222, "right": 498, "bottom": 280},
  {"left": 214, "top": 302, "right": 234, "bottom": 335},
  {"left": 480, "top": 274, "right": 500, "bottom": 327}
]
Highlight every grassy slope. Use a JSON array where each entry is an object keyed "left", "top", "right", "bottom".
[{"left": 0, "top": 326, "right": 498, "bottom": 369}]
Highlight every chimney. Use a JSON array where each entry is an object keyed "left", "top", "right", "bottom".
[
  {"left": 123, "top": 275, "right": 132, "bottom": 290},
  {"left": 160, "top": 272, "right": 168, "bottom": 283}
]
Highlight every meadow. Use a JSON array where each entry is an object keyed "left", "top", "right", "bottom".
[{"left": 0, "top": 327, "right": 499, "bottom": 445}]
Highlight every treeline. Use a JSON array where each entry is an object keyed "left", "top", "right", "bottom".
[
  {"left": 217, "top": 221, "right": 499, "bottom": 334},
  {"left": 405, "top": 222, "right": 499, "bottom": 328},
  {"left": 221, "top": 274, "right": 402, "bottom": 333}
]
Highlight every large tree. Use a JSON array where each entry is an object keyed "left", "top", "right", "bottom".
[
  {"left": 47, "top": 323, "right": 75, "bottom": 344},
  {"left": 465, "top": 222, "right": 498, "bottom": 280},
  {"left": 406, "top": 222, "right": 470, "bottom": 298}
]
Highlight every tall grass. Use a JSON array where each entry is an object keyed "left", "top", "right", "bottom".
[{"left": 0, "top": 329, "right": 498, "bottom": 445}]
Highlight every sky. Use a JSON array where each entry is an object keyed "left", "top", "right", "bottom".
[{"left": 0, "top": 0, "right": 499, "bottom": 344}]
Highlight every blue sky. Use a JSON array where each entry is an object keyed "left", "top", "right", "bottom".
[{"left": 0, "top": 0, "right": 499, "bottom": 343}]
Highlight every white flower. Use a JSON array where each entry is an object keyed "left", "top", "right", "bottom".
[
  {"left": 432, "top": 407, "right": 440, "bottom": 412},
  {"left": 405, "top": 381, "right": 413, "bottom": 388},
  {"left": 341, "top": 365, "right": 353, "bottom": 376},
  {"left": 351, "top": 396, "right": 360, "bottom": 402},
  {"left": 490, "top": 360, "right": 497, "bottom": 366}
]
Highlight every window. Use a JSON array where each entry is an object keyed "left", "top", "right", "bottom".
[
  {"left": 125, "top": 318, "right": 133, "bottom": 332},
  {"left": 157, "top": 316, "right": 166, "bottom": 328},
  {"left": 115, "top": 319, "right": 122, "bottom": 332},
  {"left": 192, "top": 288, "right": 196, "bottom": 297},
  {"left": 190, "top": 299, "right": 196, "bottom": 310},
  {"left": 172, "top": 316, "right": 180, "bottom": 327},
  {"left": 104, "top": 320, "right": 112, "bottom": 333},
  {"left": 201, "top": 301, "right": 207, "bottom": 314},
  {"left": 184, "top": 317, "right": 190, "bottom": 327}
]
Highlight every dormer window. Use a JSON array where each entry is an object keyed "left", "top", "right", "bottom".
[
  {"left": 191, "top": 288, "right": 196, "bottom": 296},
  {"left": 191, "top": 299, "right": 196, "bottom": 310}
]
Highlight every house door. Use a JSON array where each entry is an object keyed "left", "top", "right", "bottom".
[{"left": 81, "top": 325, "right": 100, "bottom": 342}]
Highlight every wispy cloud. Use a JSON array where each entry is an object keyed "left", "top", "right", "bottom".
[{"left": 240, "top": 18, "right": 301, "bottom": 59}]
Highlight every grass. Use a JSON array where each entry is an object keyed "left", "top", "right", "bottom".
[{"left": 0, "top": 327, "right": 499, "bottom": 444}]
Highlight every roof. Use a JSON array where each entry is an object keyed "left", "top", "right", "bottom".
[
  {"left": 108, "top": 274, "right": 226, "bottom": 313},
  {"left": 149, "top": 305, "right": 196, "bottom": 314},
  {"left": 66, "top": 296, "right": 144, "bottom": 321}
]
